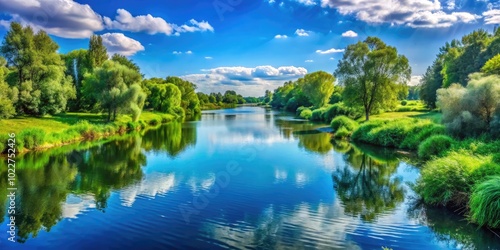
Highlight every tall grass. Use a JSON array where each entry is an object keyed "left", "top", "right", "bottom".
[
  {"left": 18, "top": 128, "right": 46, "bottom": 150},
  {"left": 469, "top": 176, "right": 500, "bottom": 228},
  {"left": 417, "top": 135, "right": 455, "bottom": 159},
  {"left": 330, "top": 116, "right": 358, "bottom": 139}
]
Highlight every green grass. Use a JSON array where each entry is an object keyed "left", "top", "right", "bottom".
[
  {"left": 0, "top": 111, "right": 177, "bottom": 153},
  {"left": 367, "top": 111, "right": 442, "bottom": 122},
  {"left": 469, "top": 176, "right": 500, "bottom": 228}
]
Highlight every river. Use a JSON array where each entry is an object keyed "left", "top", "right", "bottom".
[{"left": 1, "top": 107, "right": 499, "bottom": 249}]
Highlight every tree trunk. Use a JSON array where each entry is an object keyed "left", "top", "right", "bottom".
[
  {"left": 365, "top": 110, "right": 370, "bottom": 121},
  {"left": 107, "top": 108, "right": 111, "bottom": 122}
]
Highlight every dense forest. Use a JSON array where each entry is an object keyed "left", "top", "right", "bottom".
[{"left": 0, "top": 22, "right": 256, "bottom": 121}]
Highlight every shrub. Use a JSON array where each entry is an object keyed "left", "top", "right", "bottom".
[
  {"left": 469, "top": 176, "right": 500, "bottom": 228},
  {"left": 401, "top": 100, "right": 408, "bottom": 106},
  {"left": 149, "top": 118, "right": 160, "bottom": 126},
  {"left": 334, "top": 126, "right": 350, "bottom": 139},
  {"left": 401, "top": 124, "right": 445, "bottom": 150},
  {"left": 127, "top": 121, "right": 138, "bottom": 131},
  {"left": 311, "top": 108, "right": 326, "bottom": 121},
  {"left": 322, "top": 103, "right": 362, "bottom": 122},
  {"left": 0, "top": 134, "right": 8, "bottom": 153},
  {"left": 415, "top": 152, "right": 487, "bottom": 207},
  {"left": 470, "top": 162, "right": 500, "bottom": 184},
  {"left": 299, "top": 109, "right": 312, "bottom": 120},
  {"left": 171, "top": 106, "right": 185, "bottom": 117},
  {"left": 138, "top": 120, "right": 147, "bottom": 129},
  {"left": 417, "top": 135, "right": 455, "bottom": 159},
  {"left": 331, "top": 116, "right": 358, "bottom": 132},
  {"left": 296, "top": 106, "right": 309, "bottom": 117},
  {"left": 19, "top": 128, "right": 46, "bottom": 149},
  {"left": 493, "top": 153, "right": 500, "bottom": 164}
]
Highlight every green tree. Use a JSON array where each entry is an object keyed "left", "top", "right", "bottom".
[
  {"left": 335, "top": 37, "right": 411, "bottom": 120},
  {"left": 165, "top": 76, "right": 200, "bottom": 116},
  {"left": 82, "top": 61, "right": 146, "bottom": 121},
  {"left": 0, "top": 57, "right": 17, "bottom": 118},
  {"left": 87, "top": 35, "right": 108, "bottom": 69},
  {"left": 62, "top": 49, "right": 91, "bottom": 111},
  {"left": 111, "top": 54, "right": 141, "bottom": 75},
  {"left": 301, "top": 71, "right": 335, "bottom": 108},
  {"left": 481, "top": 54, "right": 500, "bottom": 75}
]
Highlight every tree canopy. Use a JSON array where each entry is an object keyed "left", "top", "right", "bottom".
[{"left": 334, "top": 37, "right": 411, "bottom": 120}]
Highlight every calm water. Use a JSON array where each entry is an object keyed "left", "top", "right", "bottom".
[{"left": 1, "top": 107, "right": 499, "bottom": 249}]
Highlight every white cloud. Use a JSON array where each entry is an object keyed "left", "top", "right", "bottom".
[
  {"left": 318, "top": 0, "right": 479, "bottom": 28},
  {"left": 205, "top": 56, "right": 213, "bottom": 60},
  {"left": 316, "top": 48, "right": 345, "bottom": 54},
  {"left": 329, "top": 57, "right": 335, "bottom": 60},
  {"left": 342, "top": 30, "right": 358, "bottom": 37},
  {"left": 295, "top": 29, "right": 311, "bottom": 36},
  {"left": 275, "top": 34, "right": 288, "bottom": 39},
  {"left": 296, "top": 0, "right": 317, "bottom": 6},
  {"left": 173, "top": 51, "right": 182, "bottom": 55},
  {"left": 305, "top": 60, "right": 314, "bottom": 63},
  {"left": 186, "top": 50, "right": 193, "bottom": 54},
  {"left": 269, "top": 0, "right": 276, "bottom": 4},
  {"left": 409, "top": 75, "right": 423, "bottom": 86},
  {"left": 0, "top": 0, "right": 104, "bottom": 38},
  {"left": 483, "top": 9, "right": 500, "bottom": 24},
  {"left": 103, "top": 9, "right": 213, "bottom": 35},
  {"left": 181, "top": 65, "right": 307, "bottom": 96},
  {"left": 101, "top": 33, "right": 145, "bottom": 56}
]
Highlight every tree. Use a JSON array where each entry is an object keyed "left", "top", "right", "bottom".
[
  {"left": 87, "top": 35, "right": 108, "bottom": 69},
  {"left": 481, "top": 54, "right": 500, "bottom": 75},
  {"left": 301, "top": 71, "right": 335, "bottom": 108},
  {"left": 0, "top": 57, "right": 17, "bottom": 119},
  {"left": 144, "top": 79, "right": 182, "bottom": 114},
  {"left": 111, "top": 54, "right": 141, "bottom": 75},
  {"left": 165, "top": 76, "right": 200, "bottom": 116},
  {"left": 264, "top": 90, "right": 273, "bottom": 103},
  {"left": 335, "top": 37, "right": 411, "bottom": 120},
  {"left": 0, "top": 23, "right": 75, "bottom": 116},
  {"left": 82, "top": 61, "right": 146, "bottom": 121},
  {"left": 62, "top": 49, "right": 91, "bottom": 111}
]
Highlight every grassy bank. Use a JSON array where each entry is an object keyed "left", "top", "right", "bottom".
[
  {"left": 326, "top": 110, "right": 499, "bottom": 229},
  {"left": 0, "top": 111, "right": 178, "bottom": 154}
]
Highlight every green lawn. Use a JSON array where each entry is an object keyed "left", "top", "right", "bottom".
[
  {"left": 369, "top": 111, "right": 442, "bottom": 123},
  {"left": 0, "top": 111, "right": 172, "bottom": 134}
]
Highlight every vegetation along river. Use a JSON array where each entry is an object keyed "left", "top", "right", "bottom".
[{"left": 1, "top": 107, "right": 499, "bottom": 249}]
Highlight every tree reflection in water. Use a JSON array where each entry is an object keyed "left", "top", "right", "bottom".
[
  {"left": 141, "top": 122, "right": 197, "bottom": 157},
  {"left": 332, "top": 144, "right": 405, "bottom": 222}
]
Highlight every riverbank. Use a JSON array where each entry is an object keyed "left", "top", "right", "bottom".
[
  {"left": 327, "top": 111, "right": 500, "bottom": 230},
  {"left": 0, "top": 111, "right": 179, "bottom": 154}
]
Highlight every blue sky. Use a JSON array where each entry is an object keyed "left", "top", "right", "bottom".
[{"left": 0, "top": 0, "right": 498, "bottom": 96}]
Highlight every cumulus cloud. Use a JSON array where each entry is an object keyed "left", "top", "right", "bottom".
[
  {"left": 0, "top": 0, "right": 104, "bottom": 38},
  {"left": 342, "top": 30, "right": 358, "bottom": 37},
  {"left": 296, "top": 0, "right": 317, "bottom": 6},
  {"left": 483, "top": 9, "right": 500, "bottom": 24},
  {"left": 205, "top": 56, "right": 213, "bottom": 60},
  {"left": 101, "top": 33, "right": 145, "bottom": 56},
  {"left": 318, "top": 0, "right": 479, "bottom": 28},
  {"left": 173, "top": 51, "right": 182, "bottom": 55},
  {"left": 186, "top": 50, "right": 193, "bottom": 54},
  {"left": 181, "top": 65, "right": 308, "bottom": 96},
  {"left": 295, "top": 29, "right": 311, "bottom": 36},
  {"left": 275, "top": 34, "right": 288, "bottom": 39},
  {"left": 316, "top": 48, "right": 345, "bottom": 54},
  {"left": 409, "top": 75, "right": 423, "bottom": 86},
  {"left": 103, "top": 9, "right": 213, "bottom": 35}
]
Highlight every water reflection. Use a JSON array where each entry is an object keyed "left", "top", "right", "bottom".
[
  {"left": 332, "top": 144, "right": 404, "bottom": 222},
  {"left": 141, "top": 122, "right": 196, "bottom": 157}
]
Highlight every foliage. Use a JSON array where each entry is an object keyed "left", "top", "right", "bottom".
[
  {"left": 143, "top": 78, "right": 183, "bottom": 115},
  {"left": 299, "top": 108, "right": 312, "bottom": 120},
  {"left": 481, "top": 54, "right": 500, "bottom": 75},
  {"left": 0, "top": 57, "right": 17, "bottom": 118},
  {"left": 300, "top": 71, "right": 335, "bottom": 108},
  {"left": 331, "top": 116, "right": 358, "bottom": 138},
  {"left": 82, "top": 60, "right": 146, "bottom": 121},
  {"left": 417, "top": 135, "right": 455, "bottom": 160},
  {"left": 165, "top": 76, "right": 200, "bottom": 116},
  {"left": 469, "top": 176, "right": 500, "bottom": 228},
  {"left": 335, "top": 37, "right": 411, "bottom": 120},
  {"left": 19, "top": 128, "right": 46, "bottom": 149},
  {"left": 414, "top": 152, "right": 487, "bottom": 207},
  {"left": 437, "top": 74, "right": 500, "bottom": 138},
  {"left": 400, "top": 123, "right": 446, "bottom": 150},
  {"left": 87, "top": 35, "right": 108, "bottom": 69}
]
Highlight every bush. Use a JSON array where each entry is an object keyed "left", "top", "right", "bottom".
[
  {"left": 311, "top": 108, "right": 326, "bottom": 121},
  {"left": 493, "top": 153, "right": 500, "bottom": 164},
  {"left": 149, "top": 118, "right": 160, "bottom": 126},
  {"left": 401, "top": 100, "right": 408, "bottom": 106},
  {"left": 139, "top": 120, "right": 147, "bottom": 129},
  {"left": 469, "top": 176, "right": 500, "bottom": 228},
  {"left": 470, "top": 162, "right": 500, "bottom": 184},
  {"left": 418, "top": 135, "right": 455, "bottom": 159},
  {"left": 333, "top": 126, "right": 350, "bottom": 139},
  {"left": 171, "top": 106, "right": 185, "bottom": 117},
  {"left": 331, "top": 116, "right": 358, "bottom": 132},
  {"left": 0, "top": 134, "right": 8, "bottom": 153},
  {"left": 322, "top": 103, "right": 362, "bottom": 122},
  {"left": 19, "top": 128, "right": 46, "bottom": 149},
  {"left": 296, "top": 106, "right": 309, "bottom": 117},
  {"left": 127, "top": 121, "right": 138, "bottom": 131},
  {"left": 401, "top": 124, "right": 446, "bottom": 150},
  {"left": 299, "top": 109, "right": 312, "bottom": 120},
  {"left": 415, "top": 152, "right": 487, "bottom": 207}
]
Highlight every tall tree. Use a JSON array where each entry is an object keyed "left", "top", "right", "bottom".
[
  {"left": 335, "top": 37, "right": 411, "bottom": 120},
  {"left": 87, "top": 35, "right": 108, "bottom": 70},
  {"left": 82, "top": 61, "right": 146, "bottom": 121},
  {"left": 301, "top": 71, "right": 335, "bottom": 108},
  {"left": 111, "top": 54, "right": 141, "bottom": 75},
  {"left": 0, "top": 57, "right": 17, "bottom": 119},
  {"left": 165, "top": 76, "right": 200, "bottom": 116}
]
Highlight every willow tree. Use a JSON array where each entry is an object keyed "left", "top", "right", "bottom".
[
  {"left": 82, "top": 61, "right": 146, "bottom": 122},
  {"left": 335, "top": 37, "right": 411, "bottom": 120},
  {"left": 301, "top": 71, "right": 335, "bottom": 108}
]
